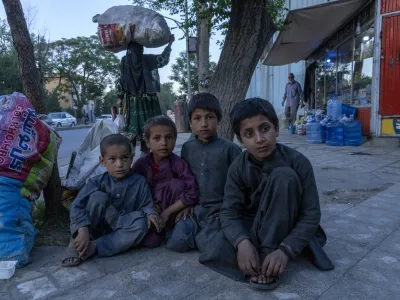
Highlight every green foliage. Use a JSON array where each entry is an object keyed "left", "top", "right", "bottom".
[
  {"left": 159, "top": 82, "right": 176, "bottom": 114},
  {"left": 169, "top": 51, "right": 217, "bottom": 94},
  {"left": 33, "top": 200, "right": 46, "bottom": 229},
  {"left": 47, "top": 35, "right": 120, "bottom": 109},
  {"left": 101, "top": 89, "right": 118, "bottom": 115},
  {"left": 131, "top": 0, "right": 286, "bottom": 41},
  {"left": 44, "top": 85, "right": 62, "bottom": 112},
  {"left": 0, "top": 19, "right": 23, "bottom": 94}
]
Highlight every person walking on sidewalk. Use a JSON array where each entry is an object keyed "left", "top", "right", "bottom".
[{"left": 282, "top": 73, "right": 304, "bottom": 126}]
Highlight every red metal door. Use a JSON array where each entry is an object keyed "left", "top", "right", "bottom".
[
  {"left": 381, "top": 0, "right": 400, "bottom": 14},
  {"left": 380, "top": 14, "right": 400, "bottom": 116}
]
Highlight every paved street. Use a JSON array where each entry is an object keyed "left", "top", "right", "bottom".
[{"left": 5, "top": 129, "right": 398, "bottom": 299}]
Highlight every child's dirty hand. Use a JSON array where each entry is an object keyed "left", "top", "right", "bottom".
[
  {"left": 261, "top": 249, "right": 288, "bottom": 278},
  {"left": 74, "top": 227, "right": 90, "bottom": 256},
  {"left": 237, "top": 239, "right": 260, "bottom": 277},
  {"left": 147, "top": 214, "right": 164, "bottom": 232},
  {"left": 175, "top": 206, "right": 193, "bottom": 222}
]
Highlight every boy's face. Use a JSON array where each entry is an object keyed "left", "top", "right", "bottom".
[
  {"left": 238, "top": 115, "right": 279, "bottom": 162},
  {"left": 99, "top": 144, "right": 133, "bottom": 179},
  {"left": 190, "top": 108, "right": 218, "bottom": 142},
  {"left": 146, "top": 125, "right": 176, "bottom": 161}
]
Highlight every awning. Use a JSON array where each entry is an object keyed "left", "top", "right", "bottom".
[{"left": 263, "top": 0, "right": 369, "bottom": 66}]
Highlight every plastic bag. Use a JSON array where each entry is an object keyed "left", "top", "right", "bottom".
[
  {"left": 93, "top": 5, "right": 171, "bottom": 52},
  {"left": 114, "top": 114, "right": 125, "bottom": 132},
  {"left": 0, "top": 93, "right": 57, "bottom": 201}
]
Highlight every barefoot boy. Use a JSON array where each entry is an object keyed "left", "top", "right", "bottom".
[
  {"left": 133, "top": 116, "right": 198, "bottom": 250},
  {"left": 202, "top": 98, "right": 334, "bottom": 290},
  {"left": 62, "top": 134, "right": 163, "bottom": 266}
]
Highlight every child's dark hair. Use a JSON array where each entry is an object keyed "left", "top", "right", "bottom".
[
  {"left": 188, "top": 92, "right": 222, "bottom": 121},
  {"left": 230, "top": 98, "right": 279, "bottom": 138},
  {"left": 144, "top": 115, "right": 177, "bottom": 140},
  {"left": 100, "top": 134, "right": 132, "bottom": 156}
]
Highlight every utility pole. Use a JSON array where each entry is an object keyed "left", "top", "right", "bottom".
[
  {"left": 197, "top": 0, "right": 210, "bottom": 93},
  {"left": 185, "top": 0, "right": 192, "bottom": 102}
]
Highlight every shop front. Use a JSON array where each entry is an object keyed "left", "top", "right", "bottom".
[{"left": 263, "top": 0, "right": 400, "bottom": 137}]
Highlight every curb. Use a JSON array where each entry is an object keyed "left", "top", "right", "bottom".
[{"left": 56, "top": 125, "right": 93, "bottom": 131}]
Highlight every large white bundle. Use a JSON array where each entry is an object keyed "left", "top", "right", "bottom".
[
  {"left": 63, "top": 120, "right": 119, "bottom": 189},
  {"left": 93, "top": 5, "right": 171, "bottom": 52}
]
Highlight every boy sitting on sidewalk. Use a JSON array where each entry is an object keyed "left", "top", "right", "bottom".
[
  {"left": 62, "top": 134, "right": 163, "bottom": 266},
  {"left": 202, "top": 98, "right": 334, "bottom": 290},
  {"left": 133, "top": 115, "right": 198, "bottom": 250},
  {"left": 179, "top": 93, "right": 242, "bottom": 254}
]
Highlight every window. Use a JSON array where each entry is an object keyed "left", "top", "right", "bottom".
[
  {"left": 337, "top": 39, "right": 353, "bottom": 105},
  {"left": 352, "top": 24, "right": 374, "bottom": 106}
]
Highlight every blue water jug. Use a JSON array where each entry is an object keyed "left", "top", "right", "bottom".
[
  {"left": 326, "top": 120, "right": 344, "bottom": 146},
  {"left": 327, "top": 94, "right": 343, "bottom": 120},
  {"left": 289, "top": 123, "right": 295, "bottom": 134},
  {"left": 344, "top": 115, "right": 362, "bottom": 146},
  {"left": 306, "top": 120, "right": 322, "bottom": 144},
  {"left": 320, "top": 117, "right": 329, "bottom": 143}
]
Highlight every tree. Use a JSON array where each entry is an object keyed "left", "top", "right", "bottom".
[
  {"left": 132, "top": 0, "right": 284, "bottom": 139},
  {"left": 44, "top": 85, "right": 62, "bottom": 113},
  {"left": 0, "top": 18, "right": 23, "bottom": 94},
  {"left": 101, "top": 89, "right": 117, "bottom": 115},
  {"left": 169, "top": 51, "right": 217, "bottom": 94},
  {"left": 159, "top": 82, "right": 177, "bottom": 114},
  {"left": 2, "top": 0, "right": 46, "bottom": 113},
  {"left": 47, "top": 35, "right": 120, "bottom": 116},
  {"left": 210, "top": 1, "right": 277, "bottom": 139}
]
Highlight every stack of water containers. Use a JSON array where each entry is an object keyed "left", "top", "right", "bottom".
[
  {"left": 306, "top": 115, "right": 323, "bottom": 144},
  {"left": 326, "top": 94, "right": 344, "bottom": 146},
  {"left": 344, "top": 115, "right": 362, "bottom": 146}
]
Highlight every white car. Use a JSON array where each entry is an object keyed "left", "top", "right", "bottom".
[
  {"left": 48, "top": 112, "right": 77, "bottom": 128},
  {"left": 96, "top": 114, "right": 113, "bottom": 122}
]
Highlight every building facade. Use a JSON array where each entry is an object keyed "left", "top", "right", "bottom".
[
  {"left": 247, "top": 0, "right": 400, "bottom": 137},
  {"left": 44, "top": 75, "right": 74, "bottom": 110}
]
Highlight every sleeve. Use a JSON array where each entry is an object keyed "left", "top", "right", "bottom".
[
  {"left": 155, "top": 45, "right": 172, "bottom": 68},
  {"left": 69, "top": 178, "right": 101, "bottom": 237},
  {"left": 180, "top": 142, "right": 188, "bottom": 161},
  {"left": 283, "top": 83, "right": 287, "bottom": 100},
  {"left": 173, "top": 157, "right": 198, "bottom": 207},
  {"left": 282, "top": 156, "right": 321, "bottom": 255},
  {"left": 220, "top": 159, "right": 250, "bottom": 247},
  {"left": 229, "top": 143, "right": 242, "bottom": 164},
  {"left": 137, "top": 177, "right": 158, "bottom": 216}
]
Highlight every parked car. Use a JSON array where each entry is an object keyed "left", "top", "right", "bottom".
[
  {"left": 96, "top": 114, "right": 113, "bottom": 122},
  {"left": 48, "top": 112, "right": 77, "bottom": 128}
]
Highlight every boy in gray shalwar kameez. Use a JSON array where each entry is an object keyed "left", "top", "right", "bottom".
[
  {"left": 62, "top": 134, "right": 163, "bottom": 267},
  {"left": 201, "top": 98, "right": 334, "bottom": 290}
]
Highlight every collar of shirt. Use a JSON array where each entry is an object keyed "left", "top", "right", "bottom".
[{"left": 194, "top": 134, "right": 219, "bottom": 145}]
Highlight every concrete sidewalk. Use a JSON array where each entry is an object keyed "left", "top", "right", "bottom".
[
  {"left": 1, "top": 183, "right": 400, "bottom": 300},
  {"left": 6, "top": 132, "right": 398, "bottom": 300}
]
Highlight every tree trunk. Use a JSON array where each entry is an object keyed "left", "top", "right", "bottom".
[
  {"left": 42, "top": 159, "right": 63, "bottom": 219},
  {"left": 209, "top": 0, "right": 276, "bottom": 140},
  {"left": 197, "top": 3, "right": 210, "bottom": 93},
  {"left": 2, "top": 0, "right": 46, "bottom": 114}
]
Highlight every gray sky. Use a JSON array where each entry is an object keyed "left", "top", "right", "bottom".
[{"left": 0, "top": 0, "right": 223, "bottom": 91}]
